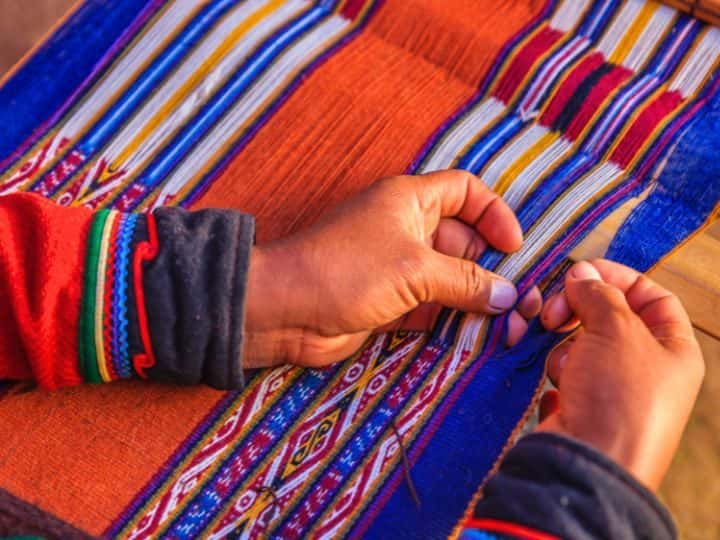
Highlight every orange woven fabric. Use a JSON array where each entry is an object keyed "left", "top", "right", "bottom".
[{"left": 0, "top": 1, "right": 540, "bottom": 534}]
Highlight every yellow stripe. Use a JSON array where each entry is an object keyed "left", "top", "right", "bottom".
[
  {"left": 493, "top": 130, "right": 560, "bottom": 195},
  {"left": 0, "top": 1, "right": 198, "bottom": 192},
  {"left": 608, "top": 2, "right": 658, "bottom": 66},
  {"left": 94, "top": 210, "right": 118, "bottom": 383},
  {"left": 627, "top": 50, "right": 720, "bottom": 171},
  {"left": 135, "top": 15, "right": 351, "bottom": 210},
  {"left": 109, "top": 0, "right": 286, "bottom": 173}
]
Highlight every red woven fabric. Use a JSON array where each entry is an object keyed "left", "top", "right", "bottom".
[{"left": 0, "top": 193, "right": 89, "bottom": 388}]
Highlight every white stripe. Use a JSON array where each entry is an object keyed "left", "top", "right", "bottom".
[
  {"left": 61, "top": 2, "right": 200, "bottom": 138},
  {"left": 669, "top": 27, "right": 720, "bottom": 97},
  {"left": 595, "top": 0, "right": 644, "bottom": 58},
  {"left": 622, "top": 4, "right": 675, "bottom": 71},
  {"left": 416, "top": 98, "right": 506, "bottom": 174},
  {"left": 156, "top": 15, "right": 350, "bottom": 203},
  {"left": 550, "top": 0, "right": 591, "bottom": 32},
  {"left": 502, "top": 136, "right": 573, "bottom": 210},
  {"left": 496, "top": 162, "right": 623, "bottom": 280},
  {"left": 480, "top": 124, "right": 547, "bottom": 190},
  {"left": 519, "top": 36, "right": 590, "bottom": 116},
  {"left": 103, "top": 0, "right": 307, "bottom": 175}
]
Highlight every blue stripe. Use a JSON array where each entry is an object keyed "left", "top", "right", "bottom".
[
  {"left": 163, "top": 365, "right": 341, "bottom": 537},
  {"left": 0, "top": 0, "right": 155, "bottom": 170},
  {"left": 81, "top": 0, "right": 239, "bottom": 153},
  {"left": 457, "top": 117, "right": 525, "bottom": 173},
  {"left": 35, "top": 0, "right": 240, "bottom": 195},
  {"left": 112, "top": 213, "right": 138, "bottom": 379},
  {"left": 608, "top": 75, "right": 720, "bottom": 270},
  {"left": 363, "top": 327, "right": 552, "bottom": 540},
  {"left": 269, "top": 339, "right": 454, "bottom": 538},
  {"left": 132, "top": 5, "right": 328, "bottom": 195},
  {"left": 583, "top": 0, "right": 622, "bottom": 41}
]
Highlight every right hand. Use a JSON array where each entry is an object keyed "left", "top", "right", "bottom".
[{"left": 537, "top": 259, "right": 704, "bottom": 491}]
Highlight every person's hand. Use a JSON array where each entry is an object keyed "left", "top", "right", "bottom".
[
  {"left": 244, "top": 170, "right": 541, "bottom": 369},
  {"left": 538, "top": 259, "right": 705, "bottom": 491}
]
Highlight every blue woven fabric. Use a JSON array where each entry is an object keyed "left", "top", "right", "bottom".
[{"left": 608, "top": 89, "right": 720, "bottom": 270}]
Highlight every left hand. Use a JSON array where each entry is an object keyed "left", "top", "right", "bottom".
[{"left": 243, "top": 170, "right": 541, "bottom": 369}]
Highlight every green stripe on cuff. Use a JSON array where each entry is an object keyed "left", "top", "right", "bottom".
[{"left": 79, "top": 210, "right": 110, "bottom": 384}]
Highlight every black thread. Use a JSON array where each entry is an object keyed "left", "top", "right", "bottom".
[{"left": 390, "top": 421, "right": 421, "bottom": 508}]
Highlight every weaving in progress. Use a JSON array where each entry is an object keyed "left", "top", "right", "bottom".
[{"left": 0, "top": 0, "right": 719, "bottom": 538}]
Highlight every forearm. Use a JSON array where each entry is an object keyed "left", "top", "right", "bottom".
[
  {"left": 459, "top": 433, "right": 676, "bottom": 540},
  {"left": 0, "top": 193, "right": 254, "bottom": 390}
]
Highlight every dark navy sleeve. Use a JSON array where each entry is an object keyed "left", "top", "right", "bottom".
[
  {"left": 459, "top": 432, "right": 676, "bottom": 540},
  {"left": 129, "top": 206, "right": 255, "bottom": 390}
]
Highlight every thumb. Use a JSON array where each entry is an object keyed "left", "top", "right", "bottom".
[
  {"left": 564, "top": 261, "right": 634, "bottom": 337},
  {"left": 422, "top": 251, "right": 518, "bottom": 314}
]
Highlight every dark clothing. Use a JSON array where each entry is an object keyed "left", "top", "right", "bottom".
[{"left": 462, "top": 432, "right": 676, "bottom": 539}]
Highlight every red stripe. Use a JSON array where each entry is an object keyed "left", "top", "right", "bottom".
[
  {"left": 463, "top": 518, "right": 559, "bottom": 540},
  {"left": 340, "top": 0, "right": 368, "bottom": 20},
  {"left": 540, "top": 51, "right": 605, "bottom": 127},
  {"left": 493, "top": 26, "right": 564, "bottom": 103},
  {"left": 521, "top": 37, "right": 586, "bottom": 112},
  {"left": 610, "top": 90, "right": 683, "bottom": 168},
  {"left": 131, "top": 213, "right": 160, "bottom": 378},
  {"left": 102, "top": 215, "right": 121, "bottom": 380},
  {"left": 565, "top": 63, "right": 633, "bottom": 140}
]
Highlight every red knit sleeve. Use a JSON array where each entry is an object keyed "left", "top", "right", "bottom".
[
  {"left": 0, "top": 193, "right": 254, "bottom": 390},
  {"left": 0, "top": 193, "right": 92, "bottom": 388}
]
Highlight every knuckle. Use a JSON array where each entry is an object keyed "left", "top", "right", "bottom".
[
  {"left": 465, "top": 262, "right": 490, "bottom": 299},
  {"left": 449, "top": 168, "right": 477, "bottom": 184},
  {"left": 398, "top": 250, "right": 430, "bottom": 302}
]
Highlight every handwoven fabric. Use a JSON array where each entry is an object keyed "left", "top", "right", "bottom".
[{"left": 0, "top": 0, "right": 718, "bottom": 538}]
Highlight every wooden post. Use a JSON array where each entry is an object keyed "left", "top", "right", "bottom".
[{"left": 660, "top": 0, "right": 720, "bottom": 26}]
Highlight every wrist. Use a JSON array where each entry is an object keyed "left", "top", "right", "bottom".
[
  {"left": 537, "top": 417, "right": 663, "bottom": 491},
  {"left": 243, "top": 242, "right": 311, "bottom": 369}
]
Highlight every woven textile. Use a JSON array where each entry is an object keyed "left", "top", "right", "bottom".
[{"left": 0, "top": 0, "right": 718, "bottom": 538}]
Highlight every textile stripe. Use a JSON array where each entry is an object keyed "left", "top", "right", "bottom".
[
  {"left": 287, "top": 1, "right": 720, "bottom": 535},
  {"left": 0, "top": 2, "right": 204, "bottom": 193},
  {"left": 79, "top": 210, "right": 138, "bottom": 384},
  {"left": 64, "top": 0, "right": 315, "bottom": 207},
  {"left": 93, "top": 0, "right": 720, "bottom": 538},
  {"left": 0, "top": 0, "right": 375, "bottom": 220}
]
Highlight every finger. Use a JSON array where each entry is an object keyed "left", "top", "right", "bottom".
[
  {"left": 541, "top": 293, "right": 579, "bottom": 331},
  {"left": 546, "top": 342, "right": 570, "bottom": 386},
  {"left": 382, "top": 303, "right": 443, "bottom": 333},
  {"left": 517, "top": 286, "right": 542, "bottom": 320},
  {"left": 506, "top": 310, "right": 528, "bottom": 347},
  {"left": 415, "top": 170, "right": 523, "bottom": 253},
  {"left": 420, "top": 251, "right": 518, "bottom": 314},
  {"left": 432, "top": 218, "right": 486, "bottom": 260},
  {"left": 584, "top": 259, "right": 695, "bottom": 345},
  {"left": 538, "top": 389, "right": 560, "bottom": 423},
  {"left": 564, "top": 261, "right": 637, "bottom": 337}
]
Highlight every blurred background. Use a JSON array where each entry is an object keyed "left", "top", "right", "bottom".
[{"left": 0, "top": 1, "right": 716, "bottom": 538}]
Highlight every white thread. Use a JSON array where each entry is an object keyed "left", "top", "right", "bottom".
[
  {"left": 502, "top": 136, "right": 573, "bottom": 210},
  {"left": 417, "top": 97, "right": 505, "bottom": 173},
  {"left": 596, "top": 0, "right": 644, "bottom": 59},
  {"left": 623, "top": 4, "right": 676, "bottom": 71},
  {"left": 103, "top": 0, "right": 308, "bottom": 177},
  {"left": 62, "top": 2, "right": 200, "bottom": 138},
  {"left": 157, "top": 16, "right": 350, "bottom": 202},
  {"left": 550, "top": 0, "right": 592, "bottom": 33},
  {"left": 496, "top": 161, "right": 623, "bottom": 280},
  {"left": 481, "top": 124, "right": 548, "bottom": 189},
  {"left": 669, "top": 27, "right": 720, "bottom": 97}
]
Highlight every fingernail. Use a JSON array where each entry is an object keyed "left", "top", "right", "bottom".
[
  {"left": 489, "top": 280, "right": 518, "bottom": 312},
  {"left": 569, "top": 261, "right": 601, "bottom": 281}
]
